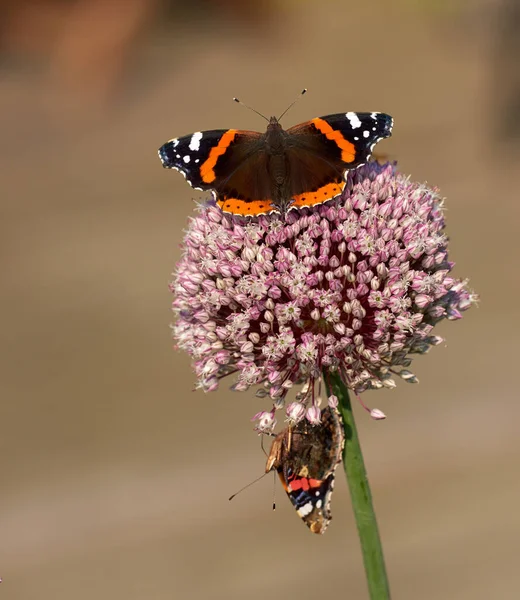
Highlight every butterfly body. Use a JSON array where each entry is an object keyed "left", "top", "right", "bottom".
[
  {"left": 266, "top": 407, "right": 344, "bottom": 534},
  {"left": 159, "top": 111, "right": 393, "bottom": 216},
  {"left": 258, "top": 116, "right": 292, "bottom": 213}
]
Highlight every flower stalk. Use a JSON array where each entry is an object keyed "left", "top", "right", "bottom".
[{"left": 326, "top": 370, "right": 391, "bottom": 600}]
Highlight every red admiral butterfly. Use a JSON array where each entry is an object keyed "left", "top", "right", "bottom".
[
  {"left": 158, "top": 110, "right": 393, "bottom": 216},
  {"left": 265, "top": 407, "right": 344, "bottom": 534}
]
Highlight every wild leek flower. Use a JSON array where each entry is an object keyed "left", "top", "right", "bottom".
[{"left": 171, "top": 162, "right": 476, "bottom": 431}]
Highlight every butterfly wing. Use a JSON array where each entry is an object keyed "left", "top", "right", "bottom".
[
  {"left": 159, "top": 129, "right": 276, "bottom": 216},
  {"left": 285, "top": 112, "right": 393, "bottom": 209},
  {"left": 159, "top": 129, "right": 230, "bottom": 190},
  {"left": 266, "top": 407, "right": 344, "bottom": 534}
]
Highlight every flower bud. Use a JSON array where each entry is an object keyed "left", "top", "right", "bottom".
[
  {"left": 285, "top": 402, "right": 306, "bottom": 423},
  {"left": 306, "top": 405, "right": 321, "bottom": 425}
]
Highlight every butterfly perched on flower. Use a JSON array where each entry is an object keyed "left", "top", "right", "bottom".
[
  {"left": 265, "top": 407, "right": 344, "bottom": 534},
  {"left": 158, "top": 107, "right": 392, "bottom": 216}
]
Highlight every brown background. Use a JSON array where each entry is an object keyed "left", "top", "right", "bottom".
[{"left": 1, "top": 1, "right": 519, "bottom": 598}]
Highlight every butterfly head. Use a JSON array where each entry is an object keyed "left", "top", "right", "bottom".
[{"left": 266, "top": 116, "right": 285, "bottom": 151}]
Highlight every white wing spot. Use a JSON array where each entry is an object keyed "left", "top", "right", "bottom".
[
  {"left": 189, "top": 131, "right": 203, "bottom": 151},
  {"left": 297, "top": 502, "right": 313, "bottom": 517},
  {"left": 183, "top": 155, "right": 191, "bottom": 163},
  {"left": 175, "top": 154, "right": 180, "bottom": 159},
  {"left": 316, "top": 499, "right": 323, "bottom": 509},
  {"left": 346, "top": 111, "right": 362, "bottom": 129},
  {"left": 195, "top": 159, "right": 200, "bottom": 163},
  {"left": 363, "top": 130, "right": 370, "bottom": 138},
  {"left": 370, "top": 112, "right": 378, "bottom": 120},
  {"left": 354, "top": 136, "right": 359, "bottom": 141},
  {"left": 372, "top": 127, "right": 377, "bottom": 131}
]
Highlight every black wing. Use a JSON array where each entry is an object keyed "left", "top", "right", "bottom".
[
  {"left": 284, "top": 112, "right": 393, "bottom": 201},
  {"left": 159, "top": 129, "right": 273, "bottom": 200}
]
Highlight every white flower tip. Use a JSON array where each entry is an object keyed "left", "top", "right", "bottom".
[
  {"left": 400, "top": 369, "right": 419, "bottom": 384},
  {"left": 252, "top": 410, "right": 277, "bottom": 432},
  {"left": 286, "top": 402, "right": 306, "bottom": 423},
  {"left": 327, "top": 394, "right": 339, "bottom": 409},
  {"left": 370, "top": 408, "right": 386, "bottom": 420},
  {"left": 306, "top": 405, "right": 321, "bottom": 425},
  {"left": 382, "top": 378, "right": 396, "bottom": 389}
]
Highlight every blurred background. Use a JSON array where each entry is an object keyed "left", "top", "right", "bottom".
[{"left": 1, "top": 0, "right": 519, "bottom": 598}]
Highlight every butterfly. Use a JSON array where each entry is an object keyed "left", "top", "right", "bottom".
[
  {"left": 158, "top": 110, "right": 393, "bottom": 216},
  {"left": 265, "top": 407, "right": 344, "bottom": 534}
]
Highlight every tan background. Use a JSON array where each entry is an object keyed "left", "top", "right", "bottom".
[{"left": 1, "top": 1, "right": 519, "bottom": 598}]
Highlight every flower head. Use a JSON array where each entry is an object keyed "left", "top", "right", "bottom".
[{"left": 172, "top": 163, "right": 476, "bottom": 429}]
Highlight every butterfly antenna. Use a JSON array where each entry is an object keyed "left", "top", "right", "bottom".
[
  {"left": 228, "top": 472, "right": 270, "bottom": 501},
  {"left": 272, "top": 470, "right": 277, "bottom": 511},
  {"left": 278, "top": 88, "right": 307, "bottom": 121},
  {"left": 233, "top": 97, "right": 268, "bottom": 122}
]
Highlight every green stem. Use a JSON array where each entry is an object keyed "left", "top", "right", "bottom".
[{"left": 325, "top": 371, "right": 391, "bottom": 600}]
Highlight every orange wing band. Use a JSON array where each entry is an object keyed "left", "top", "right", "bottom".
[
  {"left": 286, "top": 477, "right": 323, "bottom": 493},
  {"left": 311, "top": 118, "right": 356, "bottom": 163},
  {"left": 200, "top": 130, "right": 237, "bottom": 184},
  {"left": 291, "top": 181, "right": 345, "bottom": 209},
  {"left": 217, "top": 198, "right": 277, "bottom": 217}
]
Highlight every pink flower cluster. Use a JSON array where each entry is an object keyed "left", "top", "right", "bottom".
[{"left": 171, "top": 163, "right": 476, "bottom": 431}]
